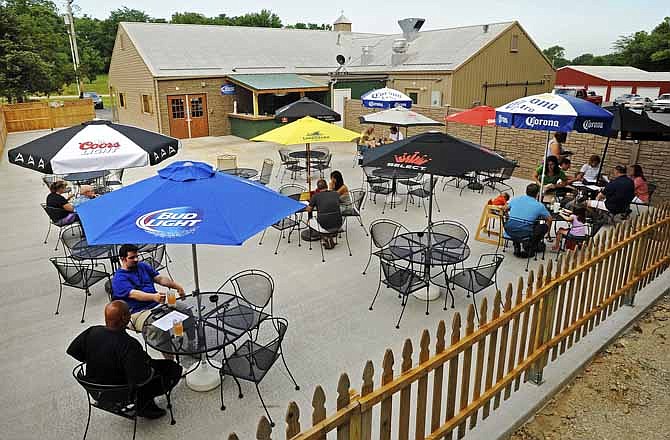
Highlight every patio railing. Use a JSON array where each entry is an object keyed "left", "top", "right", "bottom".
[
  {"left": 1, "top": 99, "right": 94, "bottom": 133},
  {"left": 229, "top": 205, "right": 670, "bottom": 440}
]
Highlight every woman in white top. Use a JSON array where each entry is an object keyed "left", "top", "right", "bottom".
[
  {"left": 546, "top": 132, "right": 567, "bottom": 159},
  {"left": 577, "top": 155, "right": 601, "bottom": 183},
  {"left": 389, "top": 126, "right": 404, "bottom": 142}
]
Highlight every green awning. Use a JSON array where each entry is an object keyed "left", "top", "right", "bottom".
[{"left": 226, "top": 74, "right": 328, "bottom": 91}]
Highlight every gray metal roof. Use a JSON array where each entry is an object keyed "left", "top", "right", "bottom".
[
  {"left": 122, "top": 21, "right": 515, "bottom": 78},
  {"left": 559, "top": 65, "right": 670, "bottom": 82}
]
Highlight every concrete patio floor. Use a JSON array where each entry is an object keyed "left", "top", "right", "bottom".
[{"left": 0, "top": 130, "right": 574, "bottom": 439}]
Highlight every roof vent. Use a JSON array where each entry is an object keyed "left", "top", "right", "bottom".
[
  {"left": 361, "top": 46, "right": 373, "bottom": 66},
  {"left": 398, "top": 18, "right": 425, "bottom": 41},
  {"left": 483, "top": 24, "right": 489, "bottom": 33},
  {"left": 391, "top": 38, "right": 409, "bottom": 66}
]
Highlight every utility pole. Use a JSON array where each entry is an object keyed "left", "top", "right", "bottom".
[{"left": 64, "top": 0, "right": 82, "bottom": 96}]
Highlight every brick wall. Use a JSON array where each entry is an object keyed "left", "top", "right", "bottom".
[{"left": 345, "top": 99, "right": 669, "bottom": 203}]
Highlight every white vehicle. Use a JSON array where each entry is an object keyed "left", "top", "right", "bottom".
[
  {"left": 651, "top": 93, "right": 670, "bottom": 113},
  {"left": 625, "top": 96, "right": 653, "bottom": 111}
]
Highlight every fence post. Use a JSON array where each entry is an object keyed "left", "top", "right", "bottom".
[
  {"left": 529, "top": 260, "right": 558, "bottom": 385},
  {"left": 625, "top": 215, "right": 649, "bottom": 306}
]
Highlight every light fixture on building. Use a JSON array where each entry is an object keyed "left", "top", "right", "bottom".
[
  {"left": 274, "top": 92, "right": 288, "bottom": 97},
  {"left": 175, "top": 86, "right": 180, "bottom": 91},
  {"left": 201, "top": 81, "right": 207, "bottom": 87}
]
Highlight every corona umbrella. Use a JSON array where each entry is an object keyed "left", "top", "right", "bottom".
[
  {"left": 251, "top": 116, "right": 359, "bottom": 190},
  {"left": 361, "top": 87, "right": 413, "bottom": 109}
]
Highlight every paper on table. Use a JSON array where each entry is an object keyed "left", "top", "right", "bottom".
[
  {"left": 151, "top": 310, "right": 189, "bottom": 331},
  {"left": 586, "top": 185, "right": 602, "bottom": 191}
]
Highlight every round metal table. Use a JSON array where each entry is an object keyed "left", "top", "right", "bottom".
[
  {"left": 219, "top": 168, "right": 258, "bottom": 179},
  {"left": 289, "top": 150, "right": 326, "bottom": 160},
  {"left": 64, "top": 170, "right": 110, "bottom": 185}
]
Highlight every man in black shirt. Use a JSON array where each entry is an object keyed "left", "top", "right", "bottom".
[
  {"left": 596, "top": 165, "right": 635, "bottom": 215},
  {"left": 67, "top": 301, "right": 182, "bottom": 419},
  {"left": 307, "top": 179, "right": 343, "bottom": 249}
]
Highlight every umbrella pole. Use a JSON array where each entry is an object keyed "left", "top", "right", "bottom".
[
  {"left": 539, "top": 132, "right": 550, "bottom": 201},
  {"left": 423, "top": 173, "right": 434, "bottom": 316},
  {"left": 306, "top": 142, "right": 312, "bottom": 192},
  {"left": 186, "top": 243, "right": 220, "bottom": 392},
  {"left": 596, "top": 136, "right": 611, "bottom": 182},
  {"left": 493, "top": 126, "right": 498, "bottom": 152},
  {"left": 479, "top": 126, "right": 483, "bottom": 145}
]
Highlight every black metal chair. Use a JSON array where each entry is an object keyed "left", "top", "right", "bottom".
[
  {"left": 41, "top": 203, "right": 79, "bottom": 251},
  {"left": 104, "top": 169, "right": 124, "bottom": 190},
  {"left": 259, "top": 184, "right": 305, "bottom": 254},
  {"left": 277, "top": 149, "right": 304, "bottom": 181},
  {"left": 341, "top": 188, "right": 368, "bottom": 236},
  {"left": 51, "top": 256, "right": 110, "bottom": 323},
  {"left": 369, "top": 261, "right": 429, "bottom": 329},
  {"left": 482, "top": 164, "right": 517, "bottom": 196},
  {"left": 311, "top": 152, "right": 332, "bottom": 178},
  {"left": 256, "top": 159, "right": 274, "bottom": 185},
  {"left": 219, "top": 317, "right": 299, "bottom": 427},
  {"left": 362, "top": 167, "right": 392, "bottom": 210},
  {"left": 308, "top": 210, "right": 351, "bottom": 262},
  {"left": 501, "top": 217, "right": 545, "bottom": 272},
  {"left": 449, "top": 253, "right": 504, "bottom": 322},
  {"left": 216, "top": 269, "right": 274, "bottom": 334},
  {"left": 138, "top": 244, "right": 172, "bottom": 278},
  {"left": 397, "top": 173, "right": 424, "bottom": 196},
  {"left": 426, "top": 220, "right": 470, "bottom": 283},
  {"left": 632, "top": 182, "right": 656, "bottom": 214},
  {"left": 72, "top": 363, "right": 175, "bottom": 440},
  {"left": 406, "top": 177, "right": 440, "bottom": 217},
  {"left": 59, "top": 223, "right": 87, "bottom": 256},
  {"left": 362, "top": 219, "right": 409, "bottom": 275}
]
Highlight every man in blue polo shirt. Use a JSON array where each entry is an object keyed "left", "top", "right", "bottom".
[
  {"left": 112, "top": 244, "right": 187, "bottom": 333},
  {"left": 505, "top": 183, "right": 553, "bottom": 257}
]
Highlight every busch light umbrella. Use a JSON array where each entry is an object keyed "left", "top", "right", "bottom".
[
  {"left": 7, "top": 120, "right": 179, "bottom": 174},
  {"left": 361, "top": 87, "right": 413, "bottom": 109},
  {"left": 77, "top": 161, "right": 304, "bottom": 391},
  {"left": 495, "top": 93, "right": 613, "bottom": 196},
  {"left": 362, "top": 132, "right": 514, "bottom": 308}
]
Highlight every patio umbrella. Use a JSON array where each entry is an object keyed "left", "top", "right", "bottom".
[
  {"left": 251, "top": 116, "right": 359, "bottom": 191},
  {"left": 362, "top": 131, "right": 515, "bottom": 302},
  {"left": 7, "top": 120, "right": 179, "bottom": 174},
  {"left": 361, "top": 87, "right": 413, "bottom": 109},
  {"left": 274, "top": 97, "right": 341, "bottom": 123},
  {"left": 445, "top": 105, "right": 496, "bottom": 147},
  {"left": 495, "top": 93, "right": 613, "bottom": 196},
  {"left": 77, "top": 160, "right": 304, "bottom": 390},
  {"left": 359, "top": 106, "right": 443, "bottom": 138}
]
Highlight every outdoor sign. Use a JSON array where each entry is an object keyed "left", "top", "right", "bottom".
[{"left": 220, "top": 83, "right": 236, "bottom": 95}]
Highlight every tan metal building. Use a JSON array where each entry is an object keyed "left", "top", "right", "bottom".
[{"left": 108, "top": 18, "right": 554, "bottom": 139}]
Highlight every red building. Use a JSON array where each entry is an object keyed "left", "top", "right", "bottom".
[{"left": 556, "top": 66, "right": 670, "bottom": 102}]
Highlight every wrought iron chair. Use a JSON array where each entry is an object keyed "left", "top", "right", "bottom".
[
  {"left": 362, "top": 219, "right": 409, "bottom": 275},
  {"left": 449, "top": 253, "right": 504, "bottom": 322},
  {"left": 104, "top": 169, "right": 125, "bottom": 190},
  {"left": 311, "top": 152, "right": 332, "bottom": 178},
  {"left": 277, "top": 149, "right": 304, "bottom": 181},
  {"left": 138, "top": 244, "right": 172, "bottom": 279},
  {"left": 406, "top": 177, "right": 440, "bottom": 217},
  {"left": 216, "top": 269, "right": 275, "bottom": 334},
  {"left": 72, "top": 363, "right": 175, "bottom": 440},
  {"left": 41, "top": 203, "right": 78, "bottom": 250},
  {"left": 219, "top": 317, "right": 299, "bottom": 427},
  {"left": 259, "top": 184, "right": 305, "bottom": 254},
  {"left": 216, "top": 154, "right": 237, "bottom": 171},
  {"left": 308, "top": 210, "right": 351, "bottom": 262},
  {"left": 340, "top": 188, "right": 368, "bottom": 236},
  {"left": 482, "top": 164, "right": 516, "bottom": 196},
  {"left": 426, "top": 220, "right": 470, "bottom": 281},
  {"left": 363, "top": 167, "right": 393, "bottom": 213},
  {"left": 369, "top": 260, "right": 429, "bottom": 329},
  {"left": 59, "top": 222, "right": 86, "bottom": 255},
  {"left": 501, "top": 217, "right": 545, "bottom": 272},
  {"left": 255, "top": 159, "right": 274, "bottom": 185},
  {"left": 50, "top": 256, "right": 110, "bottom": 323}
]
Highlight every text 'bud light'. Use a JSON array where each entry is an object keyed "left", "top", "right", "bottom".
[{"left": 136, "top": 207, "right": 203, "bottom": 238}]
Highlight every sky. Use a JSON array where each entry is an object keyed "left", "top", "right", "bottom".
[{"left": 68, "top": 0, "right": 670, "bottom": 59}]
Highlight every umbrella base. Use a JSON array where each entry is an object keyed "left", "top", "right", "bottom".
[
  {"left": 301, "top": 229, "right": 322, "bottom": 242},
  {"left": 467, "top": 182, "right": 484, "bottom": 191},
  {"left": 186, "top": 359, "right": 221, "bottom": 392},
  {"left": 412, "top": 285, "right": 442, "bottom": 301}
]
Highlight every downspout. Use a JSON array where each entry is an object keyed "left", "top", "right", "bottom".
[{"left": 154, "top": 78, "right": 163, "bottom": 133}]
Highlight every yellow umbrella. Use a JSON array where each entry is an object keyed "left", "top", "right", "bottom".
[{"left": 251, "top": 116, "right": 360, "bottom": 190}]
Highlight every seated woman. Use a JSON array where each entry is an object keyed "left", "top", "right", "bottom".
[
  {"left": 628, "top": 164, "right": 649, "bottom": 204},
  {"left": 389, "top": 126, "right": 404, "bottom": 142},
  {"left": 46, "top": 181, "right": 78, "bottom": 225},
  {"left": 576, "top": 155, "right": 601, "bottom": 183},
  {"left": 329, "top": 170, "right": 352, "bottom": 211},
  {"left": 359, "top": 126, "right": 376, "bottom": 148},
  {"left": 533, "top": 156, "right": 567, "bottom": 192}
]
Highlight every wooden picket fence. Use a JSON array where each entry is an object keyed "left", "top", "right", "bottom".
[
  {"left": 0, "top": 108, "right": 7, "bottom": 153},
  {"left": 229, "top": 205, "right": 670, "bottom": 440},
  {"left": 1, "top": 99, "right": 94, "bottom": 132}
]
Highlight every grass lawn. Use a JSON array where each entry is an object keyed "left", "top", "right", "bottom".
[{"left": 61, "top": 74, "right": 109, "bottom": 96}]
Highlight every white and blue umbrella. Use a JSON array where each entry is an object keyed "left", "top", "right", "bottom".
[
  {"left": 496, "top": 93, "right": 614, "bottom": 193},
  {"left": 361, "top": 87, "right": 413, "bottom": 109}
]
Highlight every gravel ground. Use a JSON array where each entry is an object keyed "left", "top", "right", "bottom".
[{"left": 510, "top": 293, "right": 670, "bottom": 440}]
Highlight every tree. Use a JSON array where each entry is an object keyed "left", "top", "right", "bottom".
[
  {"left": 542, "top": 45, "right": 569, "bottom": 68},
  {"left": 98, "top": 7, "right": 152, "bottom": 70},
  {"left": 285, "top": 22, "right": 332, "bottom": 30},
  {"left": 171, "top": 12, "right": 212, "bottom": 25}
]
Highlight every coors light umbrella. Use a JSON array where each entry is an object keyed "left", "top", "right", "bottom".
[
  {"left": 274, "top": 97, "right": 341, "bottom": 123},
  {"left": 362, "top": 131, "right": 515, "bottom": 308},
  {"left": 7, "top": 120, "right": 180, "bottom": 175}
]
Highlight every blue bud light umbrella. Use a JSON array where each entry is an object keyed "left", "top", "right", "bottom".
[
  {"left": 77, "top": 161, "right": 304, "bottom": 390},
  {"left": 495, "top": 93, "right": 613, "bottom": 196}
]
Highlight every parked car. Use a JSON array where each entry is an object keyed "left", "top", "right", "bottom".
[
  {"left": 553, "top": 87, "right": 603, "bottom": 106},
  {"left": 651, "top": 93, "right": 670, "bottom": 113},
  {"left": 625, "top": 96, "right": 653, "bottom": 111},
  {"left": 82, "top": 91, "right": 103, "bottom": 109},
  {"left": 613, "top": 93, "right": 639, "bottom": 106}
]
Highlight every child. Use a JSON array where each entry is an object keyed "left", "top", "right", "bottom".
[
  {"left": 488, "top": 192, "right": 510, "bottom": 206},
  {"left": 552, "top": 207, "right": 587, "bottom": 251}
]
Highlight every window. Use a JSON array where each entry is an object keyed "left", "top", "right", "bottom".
[
  {"left": 510, "top": 34, "right": 519, "bottom": 52},
  {"left": 190, "top": 97, "right": 203, "bottom": 117},
  {"left": 171, "top": 98, "right": 185, "bottom": 119},
  {"left": 118, "top": 92, "right": 126, "bottom": 108},
  {"left": 141, "top": 94, "right": 152, "bottom": 114},
  {"left": 407, "top": 91, "right": 419, "bottom": 105}
]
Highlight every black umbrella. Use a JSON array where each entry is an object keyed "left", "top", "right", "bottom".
[
  {"left": 604, "top": 105, "right": 670, "bottom": 141},
  {"left": 274, "top": 97, "right": 341, "bottom": 123},
  {"left": 362, "top": 131, "right": 515, "bottom": 304},
  {"left": 8, "top": 120, "right": 179, "bottom": 175}
]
